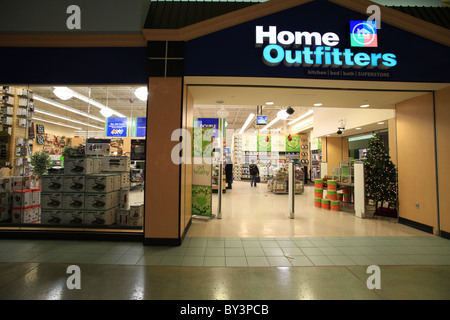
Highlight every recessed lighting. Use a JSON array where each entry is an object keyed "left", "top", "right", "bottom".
[
  {"left": 265, "top": 101, "right": 274, "bottom": 105},
  {"left": 360, "top": 104, "right": 370, "bottom": 108},
  {"left": 314, "top": 103, "right": 322, "bottom": 106},
  {"left": 377, "top": 122, "right": 385, "bottom": 125},
  {"left": 356, "top": 127, "right": 362, "bottom": 130}
]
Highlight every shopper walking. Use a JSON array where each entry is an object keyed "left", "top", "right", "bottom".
[{"left": 249, "top": 161, "right": 260, "bottom": 187}]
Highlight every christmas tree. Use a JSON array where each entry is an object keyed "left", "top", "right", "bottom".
[{"left": 364, "top": 133, "right": 398, "bottom": 217}]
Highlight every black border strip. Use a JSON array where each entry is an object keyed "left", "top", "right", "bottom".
[
  {"left": 398, "top": 217, "right": 433, "bottom": 234},
  {"left": 441, "top": 230, "right": 450, "bottom": 240},
  {"left": 0, "top": 230, "right": 143, "bottom": 242}
]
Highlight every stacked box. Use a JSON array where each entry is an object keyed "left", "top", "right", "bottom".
[
  {"left": 64, "top": 158, "right": 94, "bottom": 175},
  {"left": 41, "top": 209, "right": 84, "bottom": 225},
  {"left": 129, "top": 204, "right": 143, "bottom": 226},
  {"left": 101, "top": 156, "right": 130, "bottom": 172},
  {"left": 85, "top": 174, "right": 115, "bottom": 193},
  {"left": 118, "top": 188, "right": 130, "bottom": 210},
  {"left": 0, "top": 191, "right": 11, "bottom": 222},
  {"left": 42, "top": 175, "right": 64, "bottom": 192},
  {"left": 85, "top": 207, "right": 116, "bottom": 225},
  {"left": 84, "top": 191, "right": 118, "bottom": 211},
  {"left": 63, "top": 175, "right": 86, "bottom": 193},
  {"left": 12, "top": 205, "right": 40, "bottom": 223}
]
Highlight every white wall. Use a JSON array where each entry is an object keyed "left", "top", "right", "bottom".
[{"left": 312, "top": 107, "right": 395, "bottom": 138}]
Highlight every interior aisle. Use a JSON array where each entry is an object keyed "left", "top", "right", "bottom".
[{"left": 186, "top": 181, "right": 430, "bottom": 238}]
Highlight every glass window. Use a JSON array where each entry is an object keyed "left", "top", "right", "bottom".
[{"left": 0, "top": 84, "right": 147, "bottom": 232}]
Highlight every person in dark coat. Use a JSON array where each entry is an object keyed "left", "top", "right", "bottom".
[{"left": 249, "top": 161, "right": 259, "bottom": 187}]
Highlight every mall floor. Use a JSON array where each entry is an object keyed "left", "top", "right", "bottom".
[{"left": 0, "top": 182, "right": 449, "bottom": 300}]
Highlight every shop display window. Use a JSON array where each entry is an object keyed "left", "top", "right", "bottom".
[{"left": 0, "top": 85, "right": 147, "bottom": 232}]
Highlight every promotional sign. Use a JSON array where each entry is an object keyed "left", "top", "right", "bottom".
[
  {"left": 194, "top": 118, "right": 220, "bottom": 138},
  {"left": 106, "top": 117, "right": 128, "bottom": 137},
  {"left": 86, "top": 138, "right": 111, "bottom": 156},
  {"left": 286, "top": 135, "right": 301, "bottom": 152},
  {"left": 192, "top": 127, "right": 213, "bottom": 216},
  {"left": 257, "top": 135, "right": 271, "bottom": 152},
  {"left": 134, "top": 117, "right": 146, "bottom": 137}
]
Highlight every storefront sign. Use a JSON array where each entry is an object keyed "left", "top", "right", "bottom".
[
  {"left": 106, "top": 117, "right": 128, "bottom": 137},
  {"left": 256, "top": 25, "right": 397, "bottom": 69}
]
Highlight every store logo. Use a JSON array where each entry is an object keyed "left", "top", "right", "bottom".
[{"left": 350, "top": 20, "right": 378, "bottom": 47}]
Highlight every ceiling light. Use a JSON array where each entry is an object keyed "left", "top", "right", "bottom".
[
  {"left": 356, "top": 127, "right": 362, "bottom": 130},
  {"left": 53, "top": 87, "right": 74, "bottom": 100},
  {"left": 277, "top": 110, "right": 289, "bottom": 120},
  {"left": 360, "top": 104, "right": 370, "bottom": 108},
  {"left": 377, "top": 121, "right": 385, "bottom": 124},
  {"left": 314, "top": 103, "right": 322, "bottom": 106},
  {"left": 288, "top": 110, "right": 314, "bottom": 126},
  {"left": 261, "top": 116, "right": 280, "bottom": 132},
  {"left": 265, "top": 101, "right": 274, "bottom": 105},
  {"left": 33, "top": 94, "right": 105, "bottom": 123},
  {"left": 239, "top": 113, "right": 255, "bottom": 134},
  {"left": 134, "top": 87, "right": 148, "bottom": 102},
  {"left": 100, "top": 108, "right": 114, "bottom": 118},
  {"left": 57, "top": 87, "right": 126, "bottom": 117},
  {"left": 32, "top": 117, "right": 82, "bottom": 130},
  {"left": 34, "top": 109, "right": 104, "bottom": 130},
  {"left": 291, "top": 118, "right": 313, "bottom": 131}
]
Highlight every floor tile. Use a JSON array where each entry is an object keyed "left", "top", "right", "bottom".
[
  {"left": 181, "top": 256, "right": 204, "bottom": 266},
  {"left": 244, "top": 247, "right": 265, "bottom": 257},
  {"left": 225, "top": 248, "right": 245, "bottom": 257},
  {"left": 226, "top": 256, "right": 248, "bottom": 267},
  {"left": 289, "top": 256, "right": 314, "bottom": 266},
  {"left": 263, "top": 247, "right": 284, "bottom": 257},
  {"left": 247, "top": 257, "right": 270, "bottom": 267},
  {"left": 328, "top": 255, "right": 356, "bottom": 266},
  {"left": 114, "top": 254, "right": 141, "bottom": 265},
  {"left": 207, "top": 240, "right": 225, "bottom": 248},
  {"left": 259, "top": 240, "right": 280, "bottom": 248},
  {"left": 242, "top": 241, "right": 261, "bottom": 248},
  {"left": 136, "top": 255, "right": 162, "bottom": 266},
  {"left": 205, "top": 247, "right": 225, "bottom": 257},
  {"left": 159, "top": 255, "right": 184, "bottom": 266},
  {"left": 308, "top": 255, "right": 336, "bottom": 266},
  {"left": 203, "top": 256, "right": 226, "bottom": 267},
  {"left": 267, "top": 256, "right": 292, "bottom": 267},
  {"left": 165, "top": 247, "right": 187, "bottom": 256},
  {"left": 225, "top": 240, "right": 243, "bottom": 248},
  {"left": 301, "top": 247, "right": 324, "bottom": 256},
  {"left": 185, "top": 247, "right": 206, "bottom": 256}
]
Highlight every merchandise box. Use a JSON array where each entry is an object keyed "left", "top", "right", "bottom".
[
  {"left": 130, "top": 204, "right": 144, "bottom": 218},
  {"left": 62, "top": 193, "right": 85, "bottom": 210},
  {"left": 85, "top": 174, "right": 115, "bottom": 193},
  {"left": 41, "top": 192, "right": 63, "bottom": 209},
  {"left": 128, "top": 215, "right": 142, "bottom": 227},
  {"left": 63, "top": 175, "right": 86, "bottom": 193},
  {"left": 93, "top": 158, "right": 102, "bottom": 174},
  {"left": 41, "top": 210, "right": 84, "bottom": 225},
  {"left": 0, "top": 191, "right": 10, "bottom": 207},
  {"left": 11, "top": 176, "right": 31, "bottom": 191},
  {"left": 84, "top": 191, "right": 118, "bottom": 210},
  {"left": 116, "top": 209, "right": 129, "bottom": 226},
  {"left": 118, "top": 188, "right": 130, "bottom": 210},
  {"left": 120, "top": 172, "right": 130, "bottom": 189},
  {"left": 65, "top": 158, "right": 94, "bottom": 175},
  {"left": 85, "top": 207, "right": 116, "bottom": 225},
  {"left": 0, "top": 178, "right": 12, "bottom": 192},
  {"left": 41, "top": 175, "right": 64, "bottom": 192},
  {"left": 111, "top": 174, "right": 121, "bottom": 191},
  {"left": 101, "top": 156, "right": 130, "bottom": 172},
  {"left": 31, "top": 188, "right": 41, "bottom": 206},
  {"left": 85, "top": 139, "right": 111, "bottom": 156},
  {"left": 0, "top": 206, "right": 10, "bottom": 222},
  {"left": 12, "top": 189, "right": 33, "bottom": 207},
  {"left": 12, "top": 205, "right": 40, "bottom": 224}
]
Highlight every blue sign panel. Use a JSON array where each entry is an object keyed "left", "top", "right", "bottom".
[
  {"left": 135, "top": 117, "right": 146, "bottom": 137},
  {"left": 195, "top": 118, "right": 220, "bottom": 138},
  {"left": 106, "top": 117, "right": 128, "bottom": 137}
]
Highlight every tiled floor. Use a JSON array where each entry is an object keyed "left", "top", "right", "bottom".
[{"left": 1, "top": 236, "right": 449, "bottom": 267}]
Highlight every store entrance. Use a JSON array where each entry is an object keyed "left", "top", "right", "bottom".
[{"left": 185, "top": 81, "right": 433, "bottom": 238}]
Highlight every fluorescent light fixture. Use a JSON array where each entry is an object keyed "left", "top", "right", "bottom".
[
  {"left": 134, "top": 87, "right": 148, "bottom": 102},
  {"left": 53, "top": 87, "right": 74, "bottom": 100},
  {"left": 360, "top": 104, "right": 370, "bottom": 108},
  {"left": 34, "top": 94, "right": 105, "bottom": 123},
  {"left": 277, "top": 110, "right": 289, "bottom": 120},
  {"left": 239, "top": 113, "right": 255, "bottom": 134},
  {"left": 32, "top": 117, "right": 82, "bottom": 130},
  {"left": 377, "top": 121, "right": 385, "bottom": 124},
  {"left": 288, "top": 110, "right": 314, "bottom": 126},
  {"left": 356, "top": 127, "right": 362, "bottom": 130},
  {"left": 265, "top": 101, "right": 274, "bottom": 105},
  {"left": 100, "top": 108, "right": 114, "bottom": 118},
  {"left": 314, "top": 103, "right": 323, "bottom": 106},
  {"left": 34, "top": 108, "right": 104, "bottom": 130},
  {"left": 261, "top": 116, "right": 280, "bottom": 132},
  {"left": 55, "top": 87, "right": 125, "bottom": 117},
  {"left": 290, "top": 118, "right": 313, "bottom": 133}
]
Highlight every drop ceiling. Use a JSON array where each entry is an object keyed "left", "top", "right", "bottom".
[{"left": 189, "top": 77, "right": 448, "bottom": 137}]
